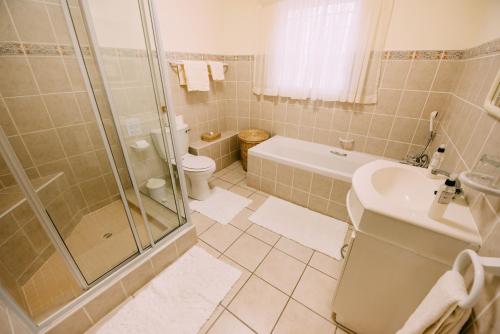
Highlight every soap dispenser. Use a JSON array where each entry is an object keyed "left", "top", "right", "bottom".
[
  {"left": 428, "top": 177, "right": 456, "bottom": 220},
  {"left": 427, "top": 145, "right": 446, "bottom": 178}
]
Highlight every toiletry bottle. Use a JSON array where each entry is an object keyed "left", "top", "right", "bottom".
[
  {"left": 427, "top": 145, "right": 446, "bottom": 178},
  {"left": 428, "top": 177, "right": 456, "bottom": 220}
]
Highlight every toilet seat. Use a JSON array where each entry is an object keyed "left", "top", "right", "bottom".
[{"left": 181, "top": 154, "right": 215, "bottom": 172}]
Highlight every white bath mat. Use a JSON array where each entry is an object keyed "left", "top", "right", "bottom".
[
  {"left": 189, "top": 187, "right": 251, "bottom": 224},
  {"left": 89, "top": 246, "right": 241, "bottom": 334},
  {"left": 249, "top": 196, "right": 348, "bottom": 260}
]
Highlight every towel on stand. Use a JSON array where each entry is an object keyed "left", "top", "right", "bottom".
[
  {"left": 397, "top": 270, "right": 471, "bottom": 334},
  {"left": 208, "top": 61, "right": 225, "bottom": 81},
  {"left": 182, "top": 61, "right": 209, "bottom": 91}
]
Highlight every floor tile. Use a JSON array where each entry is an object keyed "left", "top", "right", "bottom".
[
  {"left": 219, "top": 256, "right": 251, "bottom": 307},
  {"left": 220, "top": 169, "right": 246, "bottom": 184},
  {"left": 335, "top": 327, "right": 349, "bottom": 334},
  {"left": 237, "top": 179, "right": 258, "bottom": 192},
  {"left": 197, "top": 240, "right": 222, "bottom": 258},
  {"left": 192, "top": 213, "right": 216, "bottom": 235},
  {"left": 229, "top": 208, "right": 254, "bottom": 231},
  {"left": 207, "top": 310, "right": 254, "bottom": 334},
  {"left": 199, "top": 305, "right": 224, "bottom": 334},
  {"left": 228, "top": 275, "right": 288, "bottom": 334},
  {"left": 246, "top": 225, "right": 280, "bottom": 246},
  {"left": 210, "top": 178, "right": 233, "bottom": 190},
  {"left": 274, "top": 237, "right": 314, "bottom": 264},
  {"left": 309, "top": 252, "right": 341, "bottom": 278},
  {"left": 247, "top": 193, "right": 268, "bottom": 211},
  {"left": 225, "top": 234, "right": 271, "bottom": 272},
  {"left": 273, "top": 299, "right": 336, "bottom": 334},
  {"left": 292, "top": 267, "right": 337, "bottom": 321},
  {"left": 199, "top": 223, "right": 243, "bottom": 253},
  {"left": 255, "top": 249, "right": 305, "bottom": 295},
  {"left": 229, "top": 184, "right": 255, "bottom": 197}
]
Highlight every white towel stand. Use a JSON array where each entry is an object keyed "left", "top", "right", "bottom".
[{"left": 453, "top": 249, "right": 500, "bottom": 308}]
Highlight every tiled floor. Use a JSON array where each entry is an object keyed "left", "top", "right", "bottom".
[
  {"left": 21, "top": 199, "right": 178, "bottom": 321},
  {"left": 195, "top": 161, "right": 347, "bottom": 334}
]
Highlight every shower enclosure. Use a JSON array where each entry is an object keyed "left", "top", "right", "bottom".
[{"left": 0, "top": 0, "right": 188, "bottom": 330}]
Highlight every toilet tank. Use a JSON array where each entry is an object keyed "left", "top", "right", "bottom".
[{"left": 150, "top": 123, "right": 189, "bottom": 161}]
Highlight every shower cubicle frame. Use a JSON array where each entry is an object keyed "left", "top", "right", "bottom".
[{"left": 0, "top": 0, "right": 192, "bottom": 332}]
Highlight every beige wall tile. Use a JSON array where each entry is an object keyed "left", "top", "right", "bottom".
[
  {"left": 0, "top": 57, "right": 38, "bottom": 97},
  {"left": 6, "top": 0, "right": 56, "bottom": 43},
  {"left": 349, "top": 112, "right": 371, "bottom": 135},
  {"left": 375, "top": 89, "right": 401, "bottom": 115},
  {"left": 44, "top": 93, "right": 83, "bottom": 127},
  {"left": 310, "top": 173, "right": 332, "bottom": 199},
  {"left": 85, "top": 282, "right": 127, "bottom": 323},
  {"left": 381, "top": 60, "right": 410, "bottom": 89},
  {"left": 405, "top": 60, "right": 439, "bottom": 90},
  {"left": 390, "top": 118, "right": 418, "bottom": 143},
  {"left": 29, "top": 56, "right": 72, "bottom": 94},
  {"left": 292, "top": 168, "right": 312, "bottom": 192},
  {"left": 368, "top": 114, "right": 393, "bottom": 139},
  {"left": 22, "top": 129, "right": 66, "bottom": 165},
  {"left": 0, "top": 1, "right": 17, "bottom": 41},
  {"left": 384, "top": 141, "right": 409, "bottom": 160},
  {"left": 151, "top": 242, "right": 178, "bottom": 274},
  {"left": 397, "top": 90, "right": 428, "bottom": 118},
  {"left": 47, "top": 309, "right": 92, "bottom": 334},
  {"left": 58, "top": 125, "right": 93, "bottom": 156},
  {"left": 121, "top": 261, "right": 155, "bottom": 296},
  {"left": 5, "top": 96, "right": 53, "bottom": 133}
]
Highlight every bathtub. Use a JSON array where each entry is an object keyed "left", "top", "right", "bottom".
[{"left": 247, "top": 136, "right": 379, "bottom": 222}]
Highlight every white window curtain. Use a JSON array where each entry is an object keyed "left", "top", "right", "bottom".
[{"left": 253, "top": 0, "right": 394, "bottom": 104}]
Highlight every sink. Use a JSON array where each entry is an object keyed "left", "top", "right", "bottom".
[
  {"left": 348, "top": 160, "right": 481, "bottom": 263},
  {"left": 371, "top": 166, "right": 433, "bottom": 210}
]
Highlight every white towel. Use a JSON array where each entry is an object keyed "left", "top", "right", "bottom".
[
  {"left": 397, "top": 271, "right": 471, "bottom": 334},
  {"left": 208, "top": 61, "right": 225, "bottom": 81},
  {"left": 182, "top": 61, "right": 209, "bottom": 92},
  {"left": 177, "top": 64, "right": 186, "bottom": 85}
]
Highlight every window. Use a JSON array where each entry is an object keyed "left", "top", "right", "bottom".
[{"left": 253, "top": 0, "right": 394, "bottom": 104}]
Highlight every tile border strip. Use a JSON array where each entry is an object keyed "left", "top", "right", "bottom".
[{"left": 1, "top": 38, "right": 498, "bottom": 59}]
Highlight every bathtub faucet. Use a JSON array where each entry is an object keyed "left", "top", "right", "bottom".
[{"left": 330, "top": 150, "right": 347, "bottom": 157}]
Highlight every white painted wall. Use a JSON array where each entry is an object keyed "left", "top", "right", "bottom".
[
  {"left": 156, "top": 0, "right": 259, "bottom": 54},
  {"left": 86, "top": 0, "right": 500, "bottom": 52},
  {"left": 385, "top": 0, "right": 500, "bottom": 50}
]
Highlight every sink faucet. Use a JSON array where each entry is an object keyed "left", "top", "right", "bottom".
[{"left": 430, "top": 169, "right": 463, "bottom": 196}]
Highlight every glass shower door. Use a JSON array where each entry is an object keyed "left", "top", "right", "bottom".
[{"left": 72, "top": 0, "right": 188, "bottom": 246}]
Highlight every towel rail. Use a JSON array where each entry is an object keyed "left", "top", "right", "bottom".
[
  {"left": 169, "top": 61, "right": 228, "bottom": 74},
  {"left": 453, "top": 249, "right": 500, "bottom": 308}
]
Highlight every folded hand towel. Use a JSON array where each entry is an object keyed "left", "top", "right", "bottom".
[
  {"left": 177, "top": 64, "right": 186, "bottom": 85},
  {"left": 182, "top": 60, "right": 209, "bottom": 91},
  {"left": 208, "top": 61, "right": 225, "bottom": 81},
  {"left": 397, "top": 270, "right": 471, "bottom": 334}
]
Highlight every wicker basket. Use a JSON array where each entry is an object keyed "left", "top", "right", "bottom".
[{"left": 238, "top": 129, "right": 270, "bottom": 171}]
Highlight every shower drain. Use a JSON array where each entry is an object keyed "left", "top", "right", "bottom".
[{"left": 102, "top": 232, "right": 113, "bottom": 239}]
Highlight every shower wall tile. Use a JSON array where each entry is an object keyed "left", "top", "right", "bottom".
[{"left": 0, "top": 0, "right": 121, "bottom": 275}]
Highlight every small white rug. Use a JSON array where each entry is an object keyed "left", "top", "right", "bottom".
[
  {"left": 189, "top": 187, "right": 251, "bottom": 224},
  {"left": 89, "top": 246, "right": 241, "bottom": 334},
  {"left": 249, "top": 196, "right": 348, "bottom": 260}
]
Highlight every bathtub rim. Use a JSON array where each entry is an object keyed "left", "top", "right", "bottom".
[{"left": 248, "top": 135, "right": 378, "bottom": 183}]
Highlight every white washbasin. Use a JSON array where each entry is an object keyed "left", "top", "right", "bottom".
[
  {"left": 371, "top": 166, "right": 433, "bottom": 211},
  {"left": 348, "top": 160, "right": 481, "bottom": 262}
]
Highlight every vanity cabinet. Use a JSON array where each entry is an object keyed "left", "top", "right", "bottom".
[
  {"left": 332, "top": 229, "right": 449, "bottom": 334},
  {"left": 331, "top": 191, "right": 475, "bottom": 334}
]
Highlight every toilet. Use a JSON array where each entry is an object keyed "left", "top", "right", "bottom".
[{"left": 150, "top": 117, "right": 215, "bottom": 200}]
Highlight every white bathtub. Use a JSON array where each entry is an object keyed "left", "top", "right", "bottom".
[{"left": 249, "top": 136, "right": 377, "bottom": 182}]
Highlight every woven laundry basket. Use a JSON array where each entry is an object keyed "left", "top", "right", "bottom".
[{"left": 238, "top": 129, "right": 270, "bottom": 171}]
